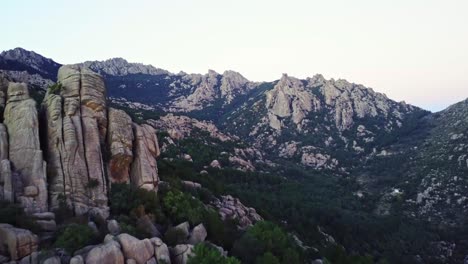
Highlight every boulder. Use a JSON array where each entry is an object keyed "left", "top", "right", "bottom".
[
  {"left": 117, "top": 234, "right": 154, "bottom": 264},
  {"left": 103, "top": 234, "right": 115, "bottom": 244},
  {"left": 42, "top": 256, "right": 61, "bottom": 264},
  {"left": 4, "top": 82, "right": 47, "bottom": 213},
  {"left": 130, "top": 123, "right": 160, "bottom": 191},
  {"left": 150, "top": 238, "right": 171, "bottom": 264},
  {"left": 126, "top": 259, "right": 137, "bottom": 264},
  {"left": 145, "top": 258, "right": 157, "bottom": 264},
  {"left": 0, "top": 224, "right": 39, "bottom": 260},
  {"left": 31, "top": 212, "right": 55, "bottom": 221},
  {"left": 107, "top": 219, "right": 121, "bottom": 236},
  {"left": 107, "top": 108, "right": 134, "bottom": 183},
  {"left": 35, "top": 220, "right": 56, "bottom": 232},
  {"left": 0, "top": 255, "right": 9, "bottom": 263},
  {"left": 173, "top": 222, "right": 190, "bottom": 240},
  {"left": 70, "top": 255, "right": 84, "bottom": 264},
  {"left": 88, "top": 221, "right": 99, "bottom": 235},
  {"left": 170, "top": 244, "right": 194, "bottom": 264},
  {"left": 85, "top": 241, "right": 124, "bottom": 264},
  {"left": 187, "top": 224, "right": 207, "bottom": 245},
  {"left": 210, "top": 160, "right": 221, "bottom": 168},
  {"left": 18, "top": 251, "right": 38, "bottom": 264}
]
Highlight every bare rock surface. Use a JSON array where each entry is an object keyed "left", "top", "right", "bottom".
[
  {"left": 107, "top": 108, "right": 134, "bottom": 183},
  {"left": 4, "top": 82, "right": 47, "bottom": 213},
  {"left": 0, "top": 224, "right": 39, "bottom": 261}
]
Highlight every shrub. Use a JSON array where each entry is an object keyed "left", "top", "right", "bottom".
[
  {"left": 188, "top": 244, "right": 241, "bottom": 264},
  {"left": 86, "top": 179, "right": 100, "bottom": 189},
  {"left": 0, "top": 200, "right": 40, "bottom": 233},
  {"left": 54, "top": 224, "right": 96, "bottom": 254},
  {"left": 110, "top": 183, "right": 163, "bottom": 218},
  {"left": 164, "top": 227, "right": 188, "bottom": 246},
  {"left": 232, "top": 221, "right": 304, "bottom": 264},
  {"left": 47, "top": 82, "right": 63, "bottom": 95},
  {"left": 161, "top": 190, "right": 204, "bottom": 225}
]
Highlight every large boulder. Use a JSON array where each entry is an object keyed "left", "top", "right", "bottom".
[
  {"left": 4, "top": 82, "right": 48, "bottom": 213},
  {"left": 107, "top": 108, "right": 134, "bottom": 183},
  {"left": 85, "top": 240, "right": 124, "bottom": 264},
  {"left": 117, "top": 234, "right": 154, "bottom": 264},
  {"left": 130, "top": 124, "right": 160, "bottom": 191},
  {"left": 187, "top": 224, "right": 207, "bottom": 245},
  {"left": 170, "top": 244, "right": 194, "bottom": 264},
  {"left": 42, "top": 256, "right": 61, "bottom": 264},
  {"left": 43, "top": 65, "right": 108, "bottom": 215},
  {"left": 150, "top": 238, "right": 171, "bottom": 264},
  {"left": 107, "top": 220, "right": 121, "bottom": 236},
  {"left": 0, "top": 224, "right": 39, "bottom": 261}
]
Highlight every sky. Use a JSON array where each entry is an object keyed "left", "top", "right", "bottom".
[{"left": 1, "top": 0, "right": 467, "bottom": 111}]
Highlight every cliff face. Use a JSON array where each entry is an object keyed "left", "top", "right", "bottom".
[{"left": 0, "top": 65, "right": 161, "bottom": 217}]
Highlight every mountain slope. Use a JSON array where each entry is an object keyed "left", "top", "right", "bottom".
[{"left": 2, "top": 47, "right": 468, "bottom": 263}]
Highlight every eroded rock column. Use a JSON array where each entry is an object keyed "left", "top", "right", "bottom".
[
  {"left": 4, "top": 82, "right": 48, "bottom": 213},
  {"left": 43, "top": 65, "right": 108, "bottom": 215},
  {"left": 107, "top": 108, "right": 134, "bottom": 183},
  {"left": 130, "top": 123, "right": 160, "bottom": 191}
]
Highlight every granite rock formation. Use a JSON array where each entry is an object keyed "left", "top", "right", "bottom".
[{"left": 0, "top": 65, "right": 160, "bottom": 218}]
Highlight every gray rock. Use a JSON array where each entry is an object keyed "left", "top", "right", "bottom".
[
  {"left": 35, "top": 220, "right": 56, "bottom": 232},
  {"left": 107, "top": 108, "right": 134, "bottom": 183},
  {"left": 145, "top": 257, "right": 157, "bottom": 264},
  {"left": 42, "top": 256, "right": 61, "bottom": 264},
  {"left": 150, "top": 238, "right": 171, "bottom": 264},
  {"left": 187, "top": 224, "right": 207, "bottom": 245},
  {"left": 173, "top": 222, "right": 190, "bottom": 240},
  {"left": 0, "top": 224, "right": 38, "bottom": 260},
  {"left": 88, "top": 221, "right": 99, "bottom": 235},
  {"left": 4, "top": 82, "right": 48, "bottom": 213},
  {"left": 85, "top": 241, "right": 124, "bottom": 264},
  {"left": 0, "top": 255, "right": 9, "bottom": 263},
  {"left": 103, "top": 234, "right": 115, "bottom": 244},
  {"left": 170, "top": 244, "right": 194, "bottom": 264},
  {"left": 31, "top": 212, "right": 55, "bottom": 221},
  {"left": 107, "top": 219, "right": 121, "bottom": 236},
  {"left": 117, "top": 234, "right": 154, "bottom": 264},
  {"left": 130, "top": 123, "right": 160, "bottom": 191},
  {"left": 70, "top": 255, "right": 84, "bottom": 264}
]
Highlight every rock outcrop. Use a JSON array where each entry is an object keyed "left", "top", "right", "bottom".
[
  {"left": 85, "top": 240, "right": 124, "bottom": 264},
  {"left": 42, "top": 65, "right": 108, "bottom": 215},
  {"left": 107, "top": 108, "right": 134, "bottom": 183},
  {"left": 212, "top": 195, "right": 263, "bottom": 229},
  {"left": 0, "top": 224, "right": 39, "bottom": 261},
  {"left": 130, "top": 124, "right": 159, "bottom": 191},
  {"left": 4, "top": 82, "right": 48, "bottom": 213},
  {"left": 40, "top": 65, "right": 161, "bottom": 215}
]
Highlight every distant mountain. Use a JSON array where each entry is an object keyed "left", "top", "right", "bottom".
[
  {"left": 0, "top": 47, "right": 61, "bottom": 80},
  {"left": 2, "top": 47, "right": 468, "bottom": 262}
]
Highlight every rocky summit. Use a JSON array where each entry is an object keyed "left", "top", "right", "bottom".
[{"left": 1, "top": 48, "right": 468, "bottom": 263}]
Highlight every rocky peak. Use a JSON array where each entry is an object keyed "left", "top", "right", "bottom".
[
  {"left": 265, "top": 74, "right": 318, "bottom": 129},
  {"left": 0, "top": 48, "right": 61, "bottom": 80},
  {"left": 80, "top": 58, "right": 170, "bottom": 76},
  {"left": 220, "top": 70, "right": 251, "bottom": 104}
]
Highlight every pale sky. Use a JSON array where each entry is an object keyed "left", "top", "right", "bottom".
[{"left": 1, "top": 0, "right": 467, "bottom": 111}]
